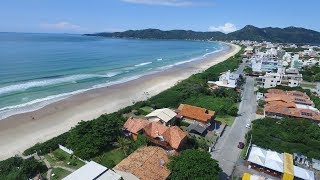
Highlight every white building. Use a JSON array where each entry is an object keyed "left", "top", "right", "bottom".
[
  {"left": 248, "top": 145, "right": 315, "bottom": 180},
  {"left": 63, "top": 161, "right": 122, "bottom": 180},
  {"left": 145, "top": 108, "right": 177, "bottom": 125},
  {"left": 208, "top": 70, "right": 239, "bottom": 88},
  {"left": 303, "top": 58, "right": 319, "bottom": 67},
  {"left": 303, "top": 48, "right": 318, "bottom": 57},
  {"left": 256, "top": 67, "right": 302, "bottom": 88}
]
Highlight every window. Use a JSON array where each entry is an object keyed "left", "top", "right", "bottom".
[
  {"left": 295, "top": 98, "right": 306, "bottom": 102},
  {"left": 293, "top": 93, "right": 303, "bottom": 97},
  {"left": 301, "top": 112, "right": 313, "bottom": 117}
]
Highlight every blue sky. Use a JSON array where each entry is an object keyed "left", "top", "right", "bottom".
[{"left": 1, "top": 0, "right": 319, "bottom": 33}]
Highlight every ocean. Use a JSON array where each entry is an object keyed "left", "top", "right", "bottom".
[{"left": 0, "top": 33, "right": 227, "bottom": 119}]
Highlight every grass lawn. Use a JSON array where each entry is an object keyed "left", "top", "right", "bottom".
[
  {"left": 300, "top": 83, "right": 316, "bottom": 89},
  {"left": 216, "top": 115, "right": 236, "bottom": 126},
  {"left": 51, "top": 167, "right": 71, "bottom": 180},
  {"left": 93, "top": 148, "right": 126, "bottom": 168},
  {"left": 139, "top": 106, "right": 153, "bottom": 114},
  {"left": 240, "top": 143, "right": 249, "bottom": 159},
  {"left": 45, "top": 149, "right": 85, "bottom": 170}
]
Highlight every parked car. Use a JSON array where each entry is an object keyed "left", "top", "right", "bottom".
[
  {"left": 238, "top": 142, "right": 245, "bottom": 149},
  {"left": 245, "top": 123, "right": 251, "bottom": 128}
]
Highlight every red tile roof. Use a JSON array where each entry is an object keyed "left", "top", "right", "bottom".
[
  {"left": 124, "top": 117, "right": 150, "bottom": 134},
  {"left": 264, "top": 102, "right": 320, "bottom": 121},
  {"left": 143, "top": 122, "right": 168, "bottom": 139},
  {"left": 265, "top": 89, "right": 312, "bottom": 105},
  {"left": 143, "top": 122, "right": 187, "bottom": 150},
  {"left": 162, "top": 126, "right": 187, "bottom": 150},
  {"left": 177, "top": 104, "right": 215, "bottom": 123},
  {"left": 114, "top": 146, "right": 171, "bottom": 180}
]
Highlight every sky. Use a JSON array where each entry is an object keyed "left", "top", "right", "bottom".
[{"left": 1, "top": 0, "right": 320, "bottom": 34}]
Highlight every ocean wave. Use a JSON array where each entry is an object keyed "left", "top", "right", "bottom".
[
  {"left": 202, "top": 49, "right": 222, "bottom": 57},
  {"left": 134, "top": 62, "right": 152, "bottom": 67},
  {"left": 0, "top": 74, "right": 146, "bottom": 120},
  {"left": 158, "top": 48, "right": 224, "bottom": 70},
  {"left": 0, "top": 73, "right": 119, "bottom": 96}
]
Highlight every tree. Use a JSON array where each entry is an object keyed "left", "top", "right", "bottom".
[
  {"left": 167, "top": 149, "right": 221, "bottom": 180},
  {"left": 117, "top": 137, "right": 132, "bottom": 156},
  {"left": 67, "top": 113, "right": 123, "bottom": 159}
]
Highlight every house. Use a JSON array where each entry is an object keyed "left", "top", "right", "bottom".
[
  {"left": 263, "top": 89, "right": 320, "bottom": 122},
  {"left": 177, "top": 104, "right": 215, "bottom": 126},
  {"left": 247, "top": 145, "right": 315, "bottom": 180},
  {"left": 208, "top": 70, "right": 240, "bottom": 88},
  {"left": 145, "top": 108, "right": 177, "bottom": 125},
  {"left": 113, "top": 146, "right": 171, "bottom": 180},
  {"left": 63, "top": 161, "right": 122, "bottom": 180},
  {"left": 264, "top": 89, "right": 312, "bottom": 106},
  {"left": 303, "top": 58, "right": 319, "bottom": 67},
  {"left": 143, "top": 122, "right": 187, "bottom": 150},
  {"left": 123, "top": 117, "right": 150, "bottom": 140}
]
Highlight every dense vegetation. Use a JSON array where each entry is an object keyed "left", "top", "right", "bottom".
[
  {"left": 247, "top": 118, "right": 320, "bottom": 159},
  {"left": 66, "top": 113, "right": 124, "bottom": 159},
  {"left": 0, "top": 157, "right": 47, "bottom": 179},
  {"left": 167, "top": 149, "right": 221, "bottom": 180},
  {"left": 301, "top": 65, "right": 320, "bottom": 82},
  {"left": 86, "top": 25, "right": 320, "bottom": 43}
]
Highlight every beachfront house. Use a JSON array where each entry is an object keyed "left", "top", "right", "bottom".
[
  {"left": 123, "top": 117, "right": 150, "bottom": 140},
  {"left": 143, "top": 122, "right": 187, "bottom": 150},
  {"left": 145, "top": 108, "right": 177, "bottom": 126},
  {"left": 176, "top": 104, "right": 215, "bottom": 127}
]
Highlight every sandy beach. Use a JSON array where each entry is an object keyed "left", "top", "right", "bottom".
[{"left": 0, "top": 43, "right": 240, "bottom": 160}]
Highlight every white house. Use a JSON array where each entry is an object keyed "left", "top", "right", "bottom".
[
  {"left": 145, "top": 108, "right": 177, "bottom": 125},
  {"left": 208, "top": 70, "right": 239, "bottom": 88},
  {"left": 63, "top": 161, "right": 122, "bottom": 180},
  {"left": 256, "top": 67, "right": 302, "bottom": 88},
  {"left": 303, "top": 58, "right": 319, "bottom": 67}
]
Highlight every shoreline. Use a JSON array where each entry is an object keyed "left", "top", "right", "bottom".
[{"left": 0, "top": 43, "right": 241, "bottom": 160}]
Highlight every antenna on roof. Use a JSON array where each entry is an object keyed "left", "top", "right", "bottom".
[{"left": 159, "top": 159, "right": 165, "bottom": 167}]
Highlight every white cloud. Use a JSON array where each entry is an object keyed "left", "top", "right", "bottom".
[
  {"left": 41, "top": 21, "right": 82, "bottom": 31},
  {"left": 120, "top": 0, "right": 207, "bottom": 6},
  {"left": 208, "top": 23, "right": 237, "bottom": 33}
]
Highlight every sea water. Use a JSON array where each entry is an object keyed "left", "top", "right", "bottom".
[{"left": 0, "top": 32, "right": 228, "bottom": 119}]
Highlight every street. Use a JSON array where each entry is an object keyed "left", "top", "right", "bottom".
[{"left": 211, "top": 76, "right": 256, "bottom": 177}]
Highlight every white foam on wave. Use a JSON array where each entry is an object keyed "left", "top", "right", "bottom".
[
  {"left": 0, "top": 73, "right": 120, "bottom": 96},
  {"left": 134, "top": 62, "right": 152, "bottom": 67},
  {"left": 0, "top": 89, "right": 86, "bottom": 119},
  {"left": 159, "top": 47, "right": 224, "bottom": 70},
  {"left": 0, "top": 73, "right": 148, "bottom": 120}
]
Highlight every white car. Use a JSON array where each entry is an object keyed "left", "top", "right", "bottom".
[{"left": 245, "top": 123, "right": 251, "bottom": 128}]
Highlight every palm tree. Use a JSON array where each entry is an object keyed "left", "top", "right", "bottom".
[{"left": 117, "top": 137, "right": 132, "bottom": 156}]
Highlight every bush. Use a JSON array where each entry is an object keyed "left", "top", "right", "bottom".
[{"left": 180, "top": 121, "right": 190, "bottom": 127}]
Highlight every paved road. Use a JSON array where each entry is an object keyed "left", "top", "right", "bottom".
[{"left": 211, "top": 76, "right": 256, "bottom": 176}]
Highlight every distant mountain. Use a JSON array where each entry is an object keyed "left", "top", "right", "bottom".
[{"left": 85, "top": 25, "right": 320, "bottom": 43}]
